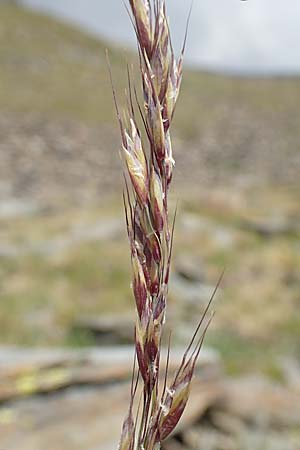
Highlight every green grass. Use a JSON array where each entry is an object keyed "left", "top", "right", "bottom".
[
  {"left": 206, "top": 330, "right": 282, "bottom": 380},
  {"left": 0, "top": 189, "right": 299, "bottom": 382},
  {"left": 0, "top": 3, "right": 300, "bottom": 380},
  {"left": 0, "top": 3, "right": 127, "bottom": 124},
  {"left": 0, "top": 243, "right": 132, "bottom": 345},
  {"left": 171, "top": 189, "right": 300, "bottom": 377},
  {"left": 0, "top": 205, "right": 133, "bottom": 345},
  {"left": 1, "top": 3, "right": 300, "bottom": 141}
]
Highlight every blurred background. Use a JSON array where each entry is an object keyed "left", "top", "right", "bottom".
[{"left": 0, "top": 0, "right": 299, "bottom": 449}]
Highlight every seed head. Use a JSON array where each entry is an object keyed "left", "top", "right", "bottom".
[
  {"left": 111, "top": 2, "right": 217, "bottom": 449},
  {"left": 148, "top": 87, "right": 165, "bottom": 161},
  {"left": 123, "top": 120, "right": 148, "bottom": 205},
  {"left": 129, "top": 0, "right": 152, "bottom": 57},
  {"left": 132, "top": 250, "right": 148, "bottom": 318},
  {"left": 150, "top": 168, "right": 164, "bottom": 233},
  {"left": 119, "top": 410, "right": 135, "bottom": 450}
]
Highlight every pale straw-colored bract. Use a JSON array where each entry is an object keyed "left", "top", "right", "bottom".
[{"left": 108, "top": 1, "right": 219, "bottom": 449}]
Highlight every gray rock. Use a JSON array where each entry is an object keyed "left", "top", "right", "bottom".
[
  {"left": 0, "top": 345, "right": 221, "bottom": 402},
  {"left": 179, "top": 213, "right": 237, "bottom": 250},
  {"left": 0, "top": 199, "right": 39, "bottom": 219},
  {"left": 73, "top": 314, "right": 135, "bottom": 345},
  {"left": 180, "top": 213, "right": 214, "bottom": 234},
  {"left": 0, "top": 345, "right": 222, "bottom": 450},
  {"left": 175, "top": 254, "right": 206, "bottom": 283},
  {"left": 279, "top": 357, "right": 300, "bottom": 392},
  {"left": 183, "top": 427, "right": 237, "bottom": 450},
  {"left": 223, "top": 376, "right": 300, "bottom": 428},
  {"left": 171, "top": 273, "right": 221, "bottom": 308},
  {"left": 212, "top": 226, "right": 236, "bottom": 249},
  {"left": 241, "top": 215, "right": 300, "bottom": 238},
  {"left": 0, "top": 218, "right": 123, "bottom": 259}
]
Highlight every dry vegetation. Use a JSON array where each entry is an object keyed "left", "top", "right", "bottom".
[{"left": 0, "top": 3, "right": 299, "bottom": 382}]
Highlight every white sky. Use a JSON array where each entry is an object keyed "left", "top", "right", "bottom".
[{"left": 20, "top": 0, "right": 300, "bottom": 74}]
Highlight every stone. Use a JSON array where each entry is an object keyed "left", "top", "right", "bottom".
[
  {"left": 175, "top": 254, "right": 206, "bottom": 283},
  {"left": 170, "top": 273, "right": 221, "bottom": 309},
  {"left": 0, "top": 199, "right": 39, "bottom": 219},
  {"left": 179, "top": 213, "right": 213, "bottom": 234},
  {"left": 222, "top": 376, "right": 300, "bottom": 428},
  {"left": 279, "top": 357, "right": 300, "bottom": 392},
  {"left": 73, "top": 314, "right": 135, "bottom": 345},
  {"left": 0, "top": 381, "right": 221, "bottom": 450},
  {"left": 166, "top": 376, "right": 300, "bottom": 450},
  {"left": 209, "top": 411, "right": 246, "bottom": 435},
  {"left": 0, "top": 218, "right": 123, "bottom": 259},
  {"left": 0, "top": 346, "right": 222, "bottom": 403},
  {"left": 241, "top": 216, "right": 299, "bottom": 238},
  {"left": 0, "top": 346, "right": 221, "bottom": 450},
  {"left": 2, "top": 351, "right": 300, "bottom": 450},
  {"left": 183, "top": 426, "right": 237, "bottom": 450}
]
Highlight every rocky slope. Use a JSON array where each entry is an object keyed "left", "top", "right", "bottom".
[{"left": 1, "top": 4, "right": 300, "bottom": 210}]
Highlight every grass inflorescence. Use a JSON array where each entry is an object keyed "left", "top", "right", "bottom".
[{"left": 110, "top": 1, "right": 219, "bottom": 449}]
